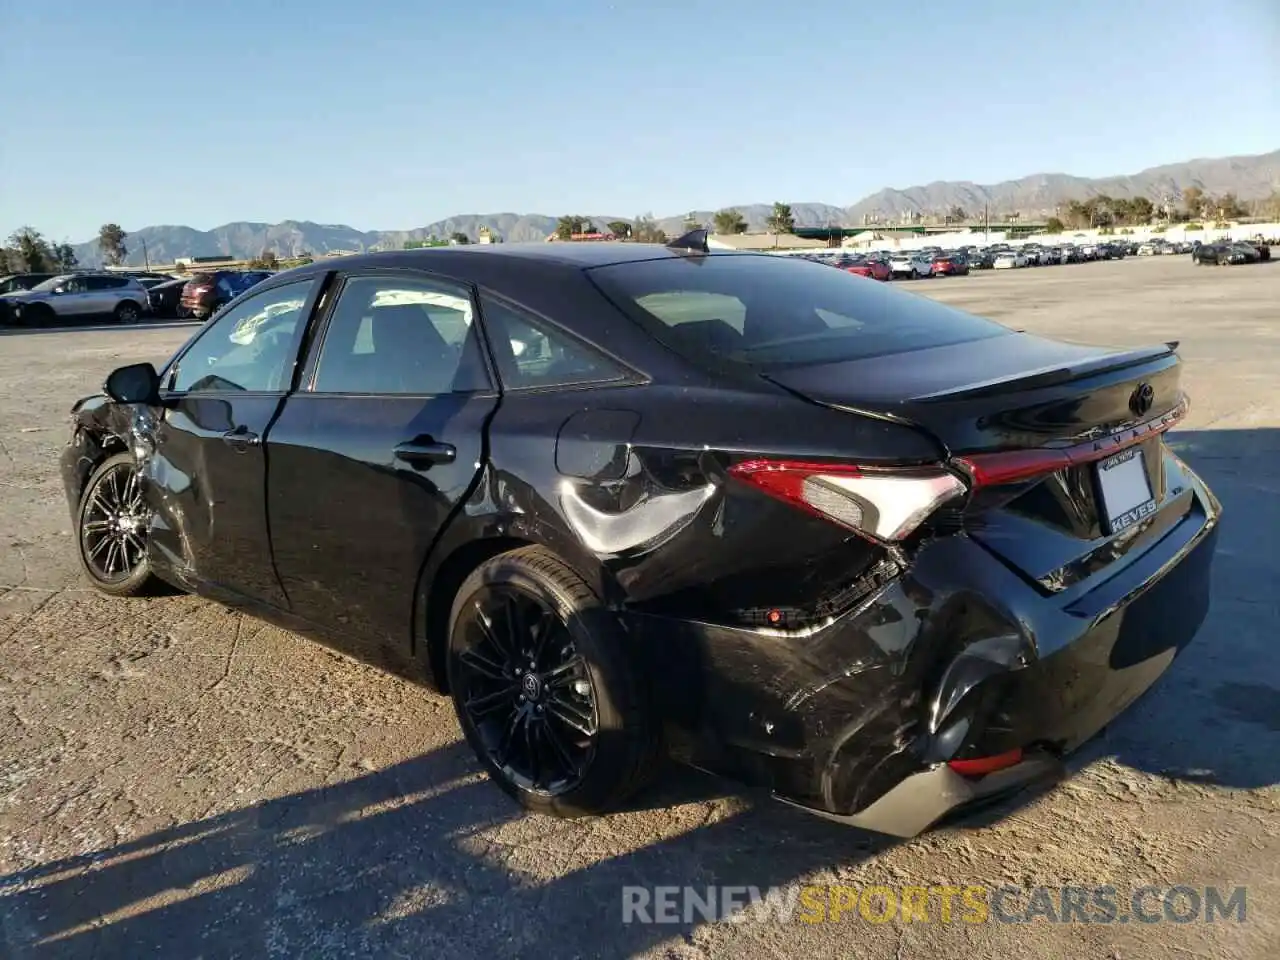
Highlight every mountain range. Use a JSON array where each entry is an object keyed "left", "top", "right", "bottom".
[{"left": 70, "top": 149, "right": 1280, "bottom": 267}]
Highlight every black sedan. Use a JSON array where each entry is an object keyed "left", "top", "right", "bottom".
[
  {"left": 1192, "top": 241, "right": 1266, "bottom": 265},
  {"left": 60, "top": 236, "right": 1221, "bottom": 836},
  {"left": 146, "top": 277, "right": 192, "bottom": 318}
]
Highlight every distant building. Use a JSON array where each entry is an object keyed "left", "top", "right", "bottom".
[
  {"left": 171, "top": 254, "right": 235, "bottom": 268},
  {"left": 546, "top": 231, "right": 617, "bottom": 242},
  {"left": 706, "top": 233, "right": 827, "bottom": 252}
]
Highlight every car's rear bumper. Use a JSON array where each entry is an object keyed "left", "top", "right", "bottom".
[
  {"left": 628, "top": 458, "right": 1220, "bottom": 836},
  {"left": 776, "top": 750, "right": 1065, "bottom": 838}
]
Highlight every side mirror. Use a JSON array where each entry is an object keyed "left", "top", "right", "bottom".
[{"left": 104, "top": 362, "right": 161, "bottom": 405}]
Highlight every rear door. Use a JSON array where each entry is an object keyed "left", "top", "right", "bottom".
[
  {"left": 86, "top": 276, "right": 129, "bottom": 316},
  {"left": 145, "top": 277, "right": 321, "bottom": 606},
  {"left": 265, "top": 270, "right": 498, "bottom": 650}
]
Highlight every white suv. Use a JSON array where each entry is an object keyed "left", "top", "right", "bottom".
[
  {"left": 887, "top": 252, "right": 933, "bottom": 279},
  {"left": 0, "top": 273, "right": 151, "bottom": 326}
]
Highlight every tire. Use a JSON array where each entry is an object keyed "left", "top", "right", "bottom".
[
  {"left": 76, "top": 452, "right": 158, "bottom": 597},
  {"left": 447, "top": 545, "right": 658, "bottom": 817},
  {"left": 114, "top": 300, "right": 142, "bottom": 324},
  {"left": 21, "top": 303, "right": 55, "bottom": 327}
]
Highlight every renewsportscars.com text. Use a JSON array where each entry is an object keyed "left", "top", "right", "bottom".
[{"left": 621, "top": 884, "right": 1247, "bottom": 925}]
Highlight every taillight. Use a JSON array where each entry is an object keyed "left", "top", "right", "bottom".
[{"left": 728, "top": 459, "right": 966, "bottom": 542}]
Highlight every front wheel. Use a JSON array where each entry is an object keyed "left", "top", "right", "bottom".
[
  {"left": 21, "top": 303, "right": 55, "bottom": 327},
  {"left": 76, "top": 452, "right": 157, "bottom": 596},
  {"left": 447, "top": 546, "right": 658, "bottom": 817}
]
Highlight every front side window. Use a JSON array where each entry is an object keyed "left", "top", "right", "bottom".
[
  {"left": 312, "top": 275, "right": 490, "bottom": 395},
  {"left": 479, "top": 295, "right": 627, "bottom": 389},
  {"left": 589, "top": 254, "right": 1009, "bottom": 369},
  {"left": 169, "top": 280, "right": 312, "bottom": 393}
]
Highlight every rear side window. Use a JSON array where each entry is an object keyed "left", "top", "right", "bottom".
[
  {"left": 86, "top": 276, "right": 128, "bottom": 290},
  {"left": 588, "top": 254, "right": 1008, "bottom": 369},
  {"left": 478, "top": 295, "right": 628, "bottom": 390}
]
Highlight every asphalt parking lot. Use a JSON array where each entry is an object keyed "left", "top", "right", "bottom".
[{"left": 1, "top": 256, "right": 1277, "bottom": 959}]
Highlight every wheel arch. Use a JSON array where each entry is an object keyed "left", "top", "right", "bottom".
[
  {"left": 68, "top": 426, "right": 131, "bottom": 508},
  {"left": 415, "top": 528, "right": 619, "bottom": 694},
  {"left": 418, "top": 535, "right": 533, "bottom": 693}
]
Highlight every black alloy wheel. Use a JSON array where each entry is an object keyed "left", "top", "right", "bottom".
[
  {"left": 115, "top": 301, "right": 141, "bottom": 324},
  {"left": 76, "top": 452, "right": 156, "bottom": 596},
  {"left": 446, "top": 546, "right": 658, "bottom": 817},
  {"left": 455, "top": 584, "right": 598, "bottom": 793}
]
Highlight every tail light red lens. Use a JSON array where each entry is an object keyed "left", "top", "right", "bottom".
[{"left": 728, "top": 459, "right": 966, "bottom": 542}]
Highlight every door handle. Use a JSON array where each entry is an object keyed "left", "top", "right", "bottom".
[
  {"left": 221, "top": 426, "right": 261, "bottom": 450},
  {"left": 394, "top": 437, "right": 456, "bottom": 468}
]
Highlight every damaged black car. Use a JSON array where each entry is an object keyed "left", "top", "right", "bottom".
[{"left": 60, "top": 234, "right": 1221, "bottom": 837}]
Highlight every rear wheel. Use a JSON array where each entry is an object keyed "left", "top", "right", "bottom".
[
  {"left": 114, "top": 301, "right": 141, "bottom": 324},
  {"left": 447, "top": 546, "right": 658, "bottom": 817},
  {"left": 76, "top": 453, "right": 157, "bottom": 596}
]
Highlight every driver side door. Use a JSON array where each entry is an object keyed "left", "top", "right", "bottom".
[{"left": 143, "top": 277, "right": 323, "bottom": 609}]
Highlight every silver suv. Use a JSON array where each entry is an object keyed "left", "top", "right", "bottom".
[{"left": 0, "top": 273, "right": 151, "bottom": 326}]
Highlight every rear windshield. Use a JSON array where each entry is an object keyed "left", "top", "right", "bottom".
[{"left": 588, "top": 254, "right": 1008, "bottom": 368}]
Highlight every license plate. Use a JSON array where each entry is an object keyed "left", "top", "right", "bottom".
[{"left": 1096, "top": 448, "right": 1157, "bottom": 534}]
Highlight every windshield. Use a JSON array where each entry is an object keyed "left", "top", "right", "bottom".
[{"left": 589, "top": 253, "right": 1008, "bottom": 369}]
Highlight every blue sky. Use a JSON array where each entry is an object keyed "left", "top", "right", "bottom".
[{"left": 2, "top": 0, "right": 1277, "bottom": 243}]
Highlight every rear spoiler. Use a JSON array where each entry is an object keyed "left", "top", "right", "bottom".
[{"left": 910, "top": 342, "right": 1179, "bottom": 403}]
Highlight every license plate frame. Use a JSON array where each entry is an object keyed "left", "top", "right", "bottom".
[{"left": 1095, "top": 447, "right": 1157, "bottom": 535}]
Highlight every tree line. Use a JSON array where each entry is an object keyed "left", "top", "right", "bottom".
[
  {"left": 555, "top": 203, "right": 797, "bottom": 241},
  {"left": 1, "top": 224, "right": 128, "bottom": 275},
  {"left": 1043, "top": 189, "right": 1280, "bottom": 233}
]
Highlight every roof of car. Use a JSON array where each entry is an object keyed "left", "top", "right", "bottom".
[{"left": 288, "top": 241, "right": 752, "bottom": 275}]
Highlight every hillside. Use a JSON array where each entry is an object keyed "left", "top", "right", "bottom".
[{"left": 70, "top": 150, "right": 1279, "bottom": 267}]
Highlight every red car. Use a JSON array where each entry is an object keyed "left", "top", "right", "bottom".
[
  {"left": 845, "top": 257, "right": 891, "bottom": 281},
  {"left": 931, "top": 252, "right": 971, "bottom": 276}
]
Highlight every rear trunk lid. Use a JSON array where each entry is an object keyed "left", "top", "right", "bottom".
[{"left": 763, "top": 333, "right": 1190, "bottom": 591}]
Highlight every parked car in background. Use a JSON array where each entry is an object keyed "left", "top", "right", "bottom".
[
  {"left": 0, "top": 273, "right": 150, "bottom": 326},
  {"left": 146, "top": 278, "right": 191, "bottom": 318},
  {"left": 967, "top": 248, "right": 996, "bottom": 269},
  {"left": 0, "top": 273, "right": 57, "bottom": 295},
  {"left": 993, "top": 250, "right": 1028, "bottom": 269},
  {"left": 1192, "top": 242, "right": 1263, "bottom": 265},
  {"left": 180, "top": 270, "right": 274, "bottom": 320},
  {"left": 888, "top": 251, "right": 934, "bottom": 279},
  {"left": 931, "top": 251, "right": 970, "bottom": 276},
  {"left": 843, "top": 256, "right": 892, "bottom": 281}
]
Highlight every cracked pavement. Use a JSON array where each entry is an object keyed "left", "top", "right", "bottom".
[{"left": 1, "top": 258, "right": 1277, "bottom": 958}]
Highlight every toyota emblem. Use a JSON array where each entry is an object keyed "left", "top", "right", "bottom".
[{"left": 1130, "top": 383, "right": 1155, "bottom": 416}]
